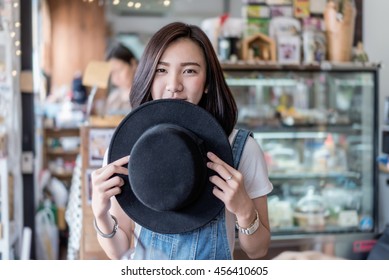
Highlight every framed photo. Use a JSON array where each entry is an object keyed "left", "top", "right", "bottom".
[
  {"left": 277, "top": 35, "right": 300, "bottom": 64},
  {"left": 88, "top": 128, "right": 115, "bottom": 167},
  {"left": 84, "top": 169, "right": 96, "bottom": 205}
]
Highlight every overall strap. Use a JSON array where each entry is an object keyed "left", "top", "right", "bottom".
[{"left": 231, "top": 129, "right": 253, "bottom": 169}]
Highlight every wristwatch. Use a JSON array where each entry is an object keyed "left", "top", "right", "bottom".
[{"left": 235, "top": 210, "right": 259, "bottom": 235}]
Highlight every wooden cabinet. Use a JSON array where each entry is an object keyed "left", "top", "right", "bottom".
[{"left": 79, "top": 117, "right": 122, "bottom": 259}]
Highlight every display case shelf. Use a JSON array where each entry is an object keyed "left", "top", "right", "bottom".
[
  {"left": 269, "top": 171, "right": 361, "bottom": 180},
  {"left": 253, "top": 129, "right": 362, "bottom": 139}
]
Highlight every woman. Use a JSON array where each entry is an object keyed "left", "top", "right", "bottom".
[
  {"left": 104, "top": 42, "right": 138, "bottom": 115},
  {"left": 91, "top": 22, "right": 273, "bottom": 260}
]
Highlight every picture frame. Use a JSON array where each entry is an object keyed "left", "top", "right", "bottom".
[
  {"left": 88, "top": 128, "right": 115, "bottom": 167},
  {"left": 277, "top": 35, "right": 301, "bottom": 64}
]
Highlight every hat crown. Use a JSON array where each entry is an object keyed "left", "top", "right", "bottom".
[{"left": 129, "top": 123, "right": 207, "bottom": 212}]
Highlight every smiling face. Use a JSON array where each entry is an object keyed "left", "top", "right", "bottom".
[
  {"left": 130, "top": 22, "right": 237, "bottom": 135},
  {"left": 151, "top": 38, "right": 207, "bottom": 105}
]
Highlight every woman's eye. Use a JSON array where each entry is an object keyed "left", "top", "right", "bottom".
[
  {"left": 184, "top": 69, "right": 196, "bottom": 74},
  {"left": 156, "top": 68, "right": 165, "bottom": 73}
]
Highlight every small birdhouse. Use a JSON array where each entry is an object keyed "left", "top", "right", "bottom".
[{"left": 241, "top": 33, "right": 276, "bottom": 62}]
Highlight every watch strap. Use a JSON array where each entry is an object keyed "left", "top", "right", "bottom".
[{"left": 235, "top": 210, "right": 259, "bottom": 235}]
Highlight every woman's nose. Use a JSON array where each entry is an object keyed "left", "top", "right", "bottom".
[{"left": 166, "top": 75, "right": 183, "bottom": 94}]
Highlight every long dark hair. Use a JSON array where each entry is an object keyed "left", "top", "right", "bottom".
[{"left": 130, "top": 22, "right": 237, "bottom": 135}]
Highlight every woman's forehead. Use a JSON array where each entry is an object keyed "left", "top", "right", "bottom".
[{"left": 161, "top": 38, "right": 205, "bottom": 62}]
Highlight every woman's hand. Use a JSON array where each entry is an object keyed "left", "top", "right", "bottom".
[
  {"left": 91, "top": 155, "right": 129, "bottom": 219},
  {"left": 207, "top": 152, "right": 256, "bottom": 227}
]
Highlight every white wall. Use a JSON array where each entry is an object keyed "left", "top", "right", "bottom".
[{"left": 364, "top": 0, "right": 389, "bottom": 128}]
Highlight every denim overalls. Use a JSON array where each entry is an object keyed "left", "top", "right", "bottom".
[{"left": 134, "top": 129, "right": 252, "bottom": 260}]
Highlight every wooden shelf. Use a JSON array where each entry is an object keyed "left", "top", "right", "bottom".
[
  {"left": 50, "top": 172, "right": 74, "bottom": 179},
  {"left": 46, "top": 148, "right": 79, "bottom": 155},
  {"left": 44, "top": 127, "right": 80, "bottom": 136},
  {"left": 43, "top": 125, "right": 80, "bottom": 178}
]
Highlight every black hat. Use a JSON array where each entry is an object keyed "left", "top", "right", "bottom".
[{"left": 107, "top": 99, "right": 233, "bottom": 234}]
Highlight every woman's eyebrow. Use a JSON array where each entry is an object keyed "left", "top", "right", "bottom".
[
  {"left": 181, "top": 62, "right": 201, "bottom": 67},
  {"left": 158, "top": 61, "right": 201, "bottom": 67}
]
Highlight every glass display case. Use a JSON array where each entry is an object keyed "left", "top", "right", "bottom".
[{"left": 223, "top": 63, "right": 380, "bottom": 259}]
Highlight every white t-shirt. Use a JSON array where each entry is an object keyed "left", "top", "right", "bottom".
[{"left": 105, "top": 128, "right": 273, "bottom": 258}]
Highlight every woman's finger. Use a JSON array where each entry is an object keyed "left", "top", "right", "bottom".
[
  {"left": 94, "top": 155, "right": 129, "bottom": 175},
  {"left": 100, "top": 164, "right": 128, "bottom": 180},
  {"left": 207, "top": 152, "right": 239, "bottom": 177},
  {"left": 94, "top": 156, "right": 129, "bottom": 182},
  {"left": 96, "top": 175, "right": 125, "bottom": 193},
  {"left": 207, "top": 153, "right": 240, "bottom": 183},
  {"left": 101, "top": 185, "right": 122, "bottom": 199},
  {"left": 111, "top": 155, "right": 130, "bottom": 166}
]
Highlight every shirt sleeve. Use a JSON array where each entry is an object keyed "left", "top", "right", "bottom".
[{"left": 238, "top": 135, "right": 273, "bottom": 199}]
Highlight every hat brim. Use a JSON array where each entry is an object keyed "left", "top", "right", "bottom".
[{"left": 108, "top": 99, "right": 233, "bottom": 234}]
